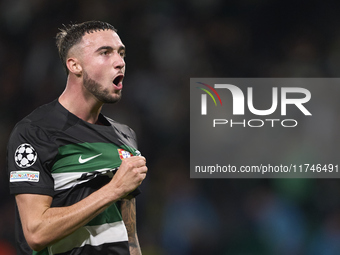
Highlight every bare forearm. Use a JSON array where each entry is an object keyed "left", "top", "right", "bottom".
[
  {"left": 17, "top": 184, "right": 120, "bottom": 251},
  {"left": 41, "top": 188, "right": 114, "bottom": 240},
  {"left": 121, "top": 198, "right": 142, "bottom": 255},
  {"left": 128, "top": 234, "right": 142, "bottom": 255},
  {"left": 128, "top": 233, "right": 142, "bottom": 255}
]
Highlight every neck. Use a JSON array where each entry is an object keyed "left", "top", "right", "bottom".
[{"left": 59, "top": 76, "right": 103, "bottom": 124}]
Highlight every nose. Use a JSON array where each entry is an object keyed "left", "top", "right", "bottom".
[{"left": 114, "top": 52, "right": 125, "bottom": 69}]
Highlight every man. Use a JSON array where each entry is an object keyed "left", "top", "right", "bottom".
[{"left": 7, "top": 21, "right": 147, "bottom": 255}]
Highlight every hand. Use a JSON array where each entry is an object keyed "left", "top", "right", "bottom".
[{"left": 110, "top": 156, "right": 147, "bottom": 199}]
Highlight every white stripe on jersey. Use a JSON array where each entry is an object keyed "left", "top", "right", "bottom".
[
  {"left": 48, "top": 221, "right": 128, "bottom": 254},
  {"left": 52, "top": 168, "right": 116, "bottom": 190}
]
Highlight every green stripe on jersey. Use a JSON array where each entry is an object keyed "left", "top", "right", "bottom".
[
  {"left": 87, "top": 203, "right": 122, "bottom": 226},
  {"left": 52, "top": 142, "right": 137, "bottom": 174}
]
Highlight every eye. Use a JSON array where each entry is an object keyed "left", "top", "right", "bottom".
[
  {"left": 119, "top": 51, "right": 126, "bottom": 58},
  {"left": 101, "top": 50, "right": 109, "bottom": 55}
]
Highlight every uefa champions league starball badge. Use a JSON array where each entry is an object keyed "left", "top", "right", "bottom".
[{"left": 15, "top": 143, "right": 38, "bottom": 168}]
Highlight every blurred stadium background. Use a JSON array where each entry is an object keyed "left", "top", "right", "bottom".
[{"left": 1, "top": 0, "right": 340, "bottom": 254}]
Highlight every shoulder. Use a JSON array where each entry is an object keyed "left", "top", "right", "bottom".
[
  {"left": 105, "top": 116, "right": 137, "bottom": 140},
  {"left": 101, "top": 115, "right": 139, "bottom": 149},
  {"left": 8, "top": 100, "right": 68, "bottom": 147},
  {"left": 14, "top": 100, "right": 59, "bottom": 127},
  {"left": 7, "top": 102, "right": 60, "bottom": 188}
]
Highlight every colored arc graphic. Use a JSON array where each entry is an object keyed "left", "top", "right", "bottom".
[
  {"left": 196, "top": 82, "right": 223, "bottom": 106},
  {"left": 197, "top": 87, "right": 217, "bottom": 105}
]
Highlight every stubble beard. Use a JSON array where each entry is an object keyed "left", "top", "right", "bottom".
[{"left": 83, "top": 70, "right": 122, "bottom": 104}]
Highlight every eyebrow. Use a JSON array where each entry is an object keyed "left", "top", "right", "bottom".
[{"left": 95, "top": 45, "right": 126, "bottom": 53}]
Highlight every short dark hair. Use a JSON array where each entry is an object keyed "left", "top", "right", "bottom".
[{"left": 56, "top": 21, "right": 117, "bottom": 74}]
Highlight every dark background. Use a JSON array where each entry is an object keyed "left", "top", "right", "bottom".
[{"left": 1, "top": 0, "right": 340, "bottom": 254}]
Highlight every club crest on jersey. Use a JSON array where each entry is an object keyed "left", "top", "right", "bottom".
[
  {"left": 14, "top": 143, "right": 38, "bottom": 168},
  {"left": 118, "top": 149, "right": 133, "bottom": 160}
]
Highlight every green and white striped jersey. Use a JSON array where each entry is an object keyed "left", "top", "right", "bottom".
[{"left": 7, "top": 100, "right": 141, "bottom": 255}]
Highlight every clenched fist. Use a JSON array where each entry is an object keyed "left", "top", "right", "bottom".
[{"left": 110, "top": 156, "right": 147, "bottom": 199}]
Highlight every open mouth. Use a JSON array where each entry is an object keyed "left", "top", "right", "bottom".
[{"left": 113, "top": 75, "right": 124, "bottom": 86}]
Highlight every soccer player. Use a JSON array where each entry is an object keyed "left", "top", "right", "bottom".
[{"left": 7, "top": 21, "right": 147, "bottom": 255}]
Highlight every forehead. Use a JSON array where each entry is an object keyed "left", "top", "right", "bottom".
[{"left": 80, "top": 30, "right": 124, "bottom": 52}]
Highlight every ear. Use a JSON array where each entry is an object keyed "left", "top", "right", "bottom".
[{"left": 66, "top": 57, "right": 82, "bottom": 77}]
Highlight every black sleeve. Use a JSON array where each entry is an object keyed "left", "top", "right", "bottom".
[
  {"left": 7, "top": 122, "right": 56, "bottom": 196},
  {"left": 129, "top": 187, "right": 141, "bottom": 197}
]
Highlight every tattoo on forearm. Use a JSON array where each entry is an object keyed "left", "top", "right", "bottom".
[
  {"left": 122, "top": 198, "right": 136, "bottom": 237},
  {"left": 121, "top": 198, "right": 142, "bottom": 255}
]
